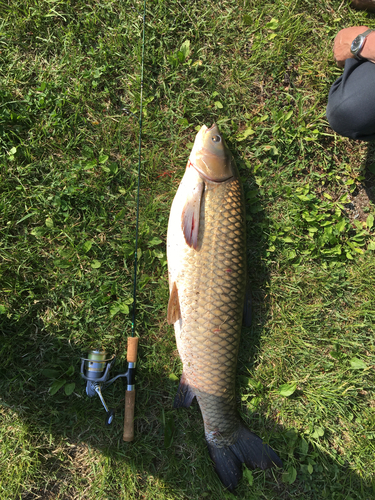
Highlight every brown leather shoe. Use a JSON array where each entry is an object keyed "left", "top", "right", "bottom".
[{"left": 351, "top": 0, "right": 375, "bottom": 12}]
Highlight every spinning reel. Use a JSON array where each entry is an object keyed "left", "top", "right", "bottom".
[{"left": 80, "top": 338, "right": 138, "bottom": 439}]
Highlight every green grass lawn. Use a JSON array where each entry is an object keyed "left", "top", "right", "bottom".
[{"left": 1, "top": 0, "right": 375, "bottom": 498}]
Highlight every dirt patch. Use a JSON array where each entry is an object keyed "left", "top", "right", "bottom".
[
  {"left": 343, "top": 143, "right": 375, "bottom": 223},
  {"left": 344, "top": 188, "right": 373, "bottom": 223}
]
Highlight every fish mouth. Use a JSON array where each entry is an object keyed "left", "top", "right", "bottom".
[
  {"left": 199, "top": 123, "right": 217, "bottom": 136},
  {"left": 203, "top": 123, "right": 217, "bottom": 132}
]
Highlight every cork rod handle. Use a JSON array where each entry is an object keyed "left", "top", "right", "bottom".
[
  {"left": 123, "top": 337, "right": 138, "bottom": 442},
  {"left": 127, "top": 336, "right": 138, "bottom": 363},
  {"left": 123, "top": 390, "right": 136, "bottom": 442}
]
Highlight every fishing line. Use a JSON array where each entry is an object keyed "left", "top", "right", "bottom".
[{"left": 131, "top": 0, "right": 147, "bottom": 338}]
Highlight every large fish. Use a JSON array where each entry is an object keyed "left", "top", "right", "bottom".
[{"left": 166, "top": 124, "right": 282, "bottom": 490}]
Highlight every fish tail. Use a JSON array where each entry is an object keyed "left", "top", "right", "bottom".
[{"left": 206, "top": 424, "right": 282, "bottom": 491}]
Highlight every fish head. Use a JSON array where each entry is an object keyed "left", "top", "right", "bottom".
[{"left": 189, "top": 124, "right": 235, "bottom": 182}]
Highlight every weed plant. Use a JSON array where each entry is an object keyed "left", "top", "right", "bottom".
[{"left": 0, "top": 0, "right": 374, "bottom": 499}]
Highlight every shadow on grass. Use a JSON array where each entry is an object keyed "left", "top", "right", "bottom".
[{"left": 0, "top": 302, "right": 284, "bottom": 499}]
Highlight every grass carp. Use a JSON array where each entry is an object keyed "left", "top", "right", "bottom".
[{"left": 166, "top": 124, "right": 282, "bottom": 490}]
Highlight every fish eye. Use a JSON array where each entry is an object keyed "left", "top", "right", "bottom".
[{"left": 212, "top": 135, "right": 221, "bottom": 143}]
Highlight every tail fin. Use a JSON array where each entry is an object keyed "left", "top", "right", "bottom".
[{"left": 206, "top": 424, "right": 282, "bottom": 491}]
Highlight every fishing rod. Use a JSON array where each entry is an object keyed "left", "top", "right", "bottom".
[
  {"left": 80, "top": 0, "right": 146, "bottom": 441},
  {"left": 122, "top": 0, "right": 147, "bottom": 442}
]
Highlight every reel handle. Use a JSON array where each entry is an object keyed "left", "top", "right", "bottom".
[{"left": 123, "top": 337, "right": 139, "bottom": 442}]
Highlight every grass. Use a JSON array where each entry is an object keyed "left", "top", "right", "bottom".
[{"left": 0, "top": 0, "right": 375, "bottom": 498}]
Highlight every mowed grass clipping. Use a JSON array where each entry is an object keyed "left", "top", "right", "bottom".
[{"left": 0, "top": 0, "right": 375, "bottom": 499}]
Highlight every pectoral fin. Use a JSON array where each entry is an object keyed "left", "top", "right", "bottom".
[
  {"left": 181, "top": 179, "right": 204, "bottom": 249},
  {"left": 167, "top": 281, "right": 181, "bottom": 324}
]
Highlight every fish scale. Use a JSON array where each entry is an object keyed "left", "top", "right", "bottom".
[{"left": 167, "top": 123, "right": 282, "bottom": 491}]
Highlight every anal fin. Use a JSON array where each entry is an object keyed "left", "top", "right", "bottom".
[
  {"left": 167, "top": 281, "right": 181, "bottom": 324},
  {"left": 173, "top": 372, "right": 196, "bottom": 408}
]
